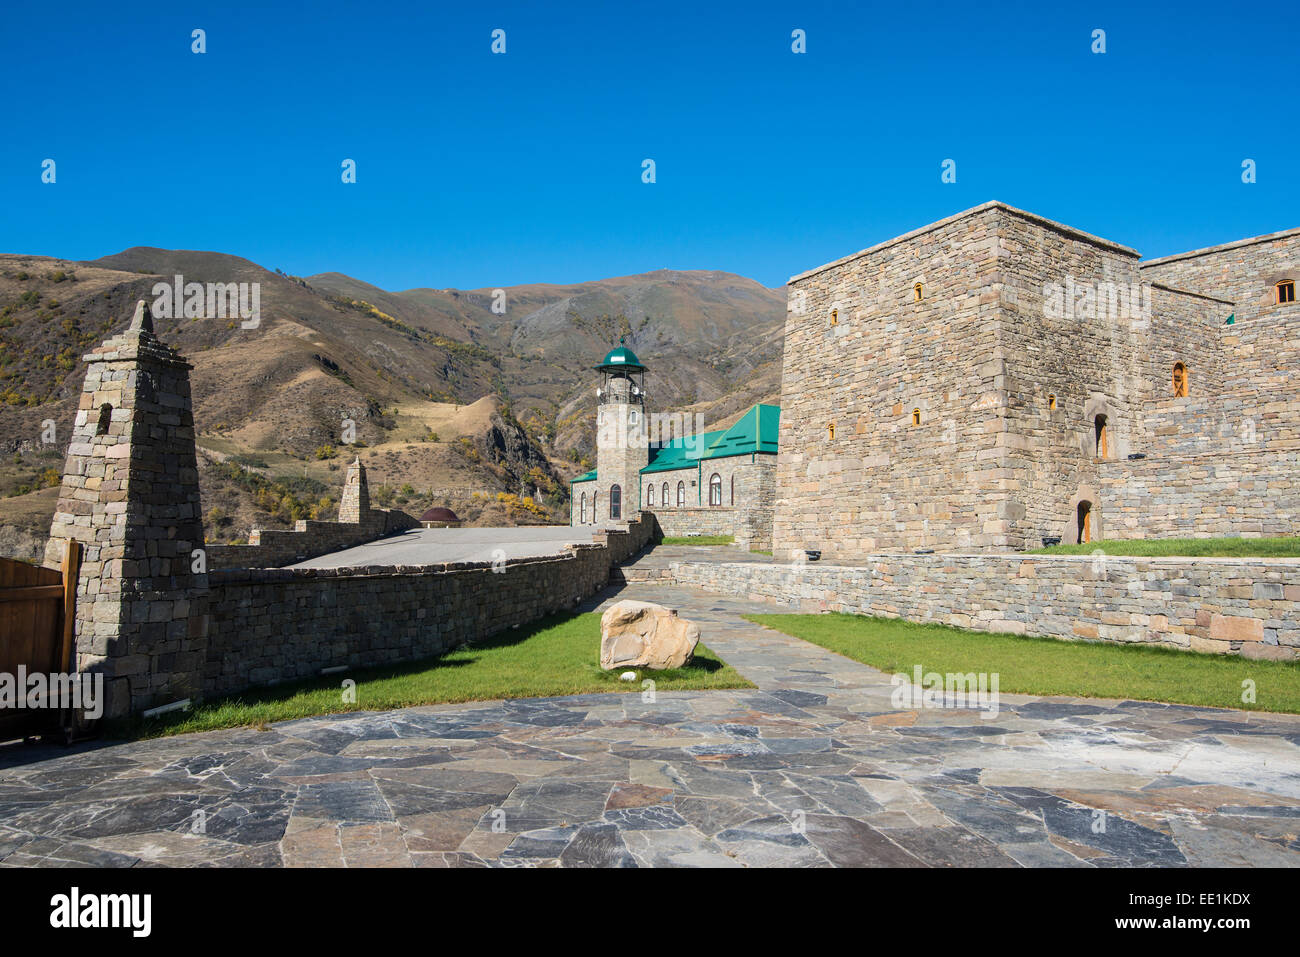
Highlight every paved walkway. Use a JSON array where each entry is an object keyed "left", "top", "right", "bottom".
[{"left": 2, "top": 583, "right": 1299, "bottom": 867}]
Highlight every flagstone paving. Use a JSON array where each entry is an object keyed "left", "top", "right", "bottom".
[{"left": 1, "top": 582, "right": 1299, "bottom": 867}]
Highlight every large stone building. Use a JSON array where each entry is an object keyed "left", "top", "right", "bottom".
[
  {"left": 570, "top": 345, "right": 780, "bottom": 549},
  {"left": 772, "top": 202, "right": 1299, "bottom": 559}
]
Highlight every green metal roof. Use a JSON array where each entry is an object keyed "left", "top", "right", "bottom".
[
  {"left": 638, "top": 403, "right": 781, "bottom": 475},
  {"left": 699, "top": 403, "right": 781, "bottom": 459},
  {"left": 569, "top": 469, "right": 597, "bottom": 483},
  {"left": 641, "top": 430, "right": 726, "bottom": 474},
  {"left": 595, "top": 345, "right": 645, "bottom": 372}
]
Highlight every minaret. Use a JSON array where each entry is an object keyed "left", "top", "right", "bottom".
[
  {"left": 593, "top": 339, "right": 649, "bottom": 523},
  {"left": 44, "top": 301, "right": 208, "bottom": 718}
]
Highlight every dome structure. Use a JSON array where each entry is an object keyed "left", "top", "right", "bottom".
[
  {"left": 419, "top": 506, "right": 462, "bottom": 527},
  {"left": 595, "top": 344, "right": 645, "bottom": 372}
]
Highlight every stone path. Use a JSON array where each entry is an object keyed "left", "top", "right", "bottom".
[{"left": 2, "top": 582, "right": 1299, "bottom": 867}]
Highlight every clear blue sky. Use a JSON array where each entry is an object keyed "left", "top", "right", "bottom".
[{"left": 2, "top": 1, "right": 1295, "bottom": 291}]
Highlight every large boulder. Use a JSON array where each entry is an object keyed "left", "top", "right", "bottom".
[{"left": 600, "top": 600, "right": 700, "bottom": 671}]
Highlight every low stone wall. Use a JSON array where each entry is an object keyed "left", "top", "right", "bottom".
[
  {"left": 206, "top": 509, "right": 419, "bottom": 570},
  {"left": 204, "top": 546, "right": 609, "bottom": 694},
  {"left": 651, "top": 508, "right": 774, "bottom": 550},
  {"left": 1100, "top": 450, "right": 1300, "bottom": 540},
  {"left": 202, "top": 516, "right": 654, "bottom": 696},
  {"left": 661, "top": 554, "right": 1300, "bottom": 660},
  {"left": 596, "top": 514, "right": 658, "bottom": 564}
]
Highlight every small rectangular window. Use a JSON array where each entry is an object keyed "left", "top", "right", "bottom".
[{"left": 1278, "top": 281, "right": 1296, "bottom": 304}]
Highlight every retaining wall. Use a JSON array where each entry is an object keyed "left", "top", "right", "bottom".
[
  {"left": 660, "top": 553, "right": 1300, "bottom": 660},
  {"left": 201, "top": 517, "right": 655, "bottom": 696}
]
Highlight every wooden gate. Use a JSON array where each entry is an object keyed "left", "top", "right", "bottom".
[{"left": 0, "top": 542, "right": 80, "bottom": 742}]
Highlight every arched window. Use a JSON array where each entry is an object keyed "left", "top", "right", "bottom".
[
  {"left": 676, "top": 481, "right": 685, "bottom": 507},
  {"left": 609, "top": 485, "right": 622, "bottom": 520},
  {"left": 827, "top": 422, "right": 835, "bottom": 441},
  {"left": 913, "top": 282, "right": 923, "bottom": 302},
  {"left": 830, "top": 307, "right": 839, "bottom": 326},
  {"left": 708, "top": 473, "right": 722, "bottom": 506},
  {"left": 580, "top": 492, "right": 587, "bottom": 523},
  {"left": 646, "top": 484, "right": 655, "bottom": 506},
  {"left": 730, "top": 474, "right": 735, "bottom": 506},
  {"left": 1277, "top": 280, "right": 1296, "bottom": 305},
  {"left": 662, "top": 482, "right": 668, "bottom": 505},
  {"left": 96, "top": 403, "right": 113, "bottom": 436},
  {"left": 592, "top": 491, "right": 598, "bottom": 522},
  {"left": 1172, "top": 362, "right": 1188, "bottom": 398},
  {"left": 1077, "top": 500, "right": 1092, "bottom": 544},
  {"left": 1048, "top": 393, "right": 1057, "bottom": 411},
  {"left": 912, "top": 408, "right": 921, "bottom": 426},
  {"left": 1094, "top": 415, "right": 1109, "bottom": 458}
]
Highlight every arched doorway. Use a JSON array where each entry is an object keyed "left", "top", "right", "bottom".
[{"left": 1077, "top": 500, "right": 1092, "bottom": 544}]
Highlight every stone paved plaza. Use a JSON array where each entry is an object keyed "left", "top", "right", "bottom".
[{"left": 1, "top": 582, "right": 1298, "bottom": 867}]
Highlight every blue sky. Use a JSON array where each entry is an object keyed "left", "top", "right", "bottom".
[{"left": 2, "top": 1, "right": 1295, "bottom": 291}]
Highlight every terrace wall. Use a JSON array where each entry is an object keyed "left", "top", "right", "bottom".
[
  {"left": 659, "top": 554, "right": 1300, "bottom": 660},
  {"left": 202, "top": 517, "right": 655, "bottom": 696}
]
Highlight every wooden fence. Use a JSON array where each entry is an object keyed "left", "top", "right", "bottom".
[{"left": 0, "top": 541, "right": 80, "bottom": 742}]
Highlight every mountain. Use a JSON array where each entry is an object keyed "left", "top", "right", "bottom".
[{"left": 0, "top": 248, "right": 786, "bottom": 552}]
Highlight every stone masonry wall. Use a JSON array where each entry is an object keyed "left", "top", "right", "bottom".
[
  {"left": 650, "top": 507, "right": 775, "bottom": 550},
  {"left": 205, "top": 547, "right": 609, "bottom": 694},
  {"left": 1140, "top": 228, "right": 1300, "bottom": 325},
  {"left": 1100, "top": 451, "right": 1300, "bottom": 540},
  {"left": 661, "top": 555, "right": 1299, "bottom": 660},
  {"left": 204, "top": 517, "right": 654, "bottom": 696},
  {"left": 774, "top": 204, "right": 1007, "bottom": 557}
]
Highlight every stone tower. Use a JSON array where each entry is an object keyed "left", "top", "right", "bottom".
[
  {"left": 45, "top": 301, "right": 208, "bottom": 718},
  {"left": 593, "top": 342, "right": 649, "bottom": 522},
  {"left": 338, "top": 457, "right": 370, "bottom": 522}
]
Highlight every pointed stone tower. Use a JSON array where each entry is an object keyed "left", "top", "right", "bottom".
[
  {"left": 45, "top": 301, "right": 208, "bottom": 718},
  {"left": 338, "top": 457, "right": 370, "bottom": 523}
]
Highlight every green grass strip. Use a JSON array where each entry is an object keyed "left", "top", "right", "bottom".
[{"left": 745, "top": 612, "right": 1300, "bottom": 714}]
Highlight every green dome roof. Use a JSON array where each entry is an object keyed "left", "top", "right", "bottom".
[{"left": 595, "top": 345, "right": 645, "bottom": 371}]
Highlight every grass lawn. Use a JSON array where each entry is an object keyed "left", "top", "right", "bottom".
[
  {"left": 1029, "top": 535, "right": 1300, "bottom": 558},
  {"left": 659, "top": 535, "right": 734, "bottom": 546},
  {"left": 111, "top": 612, "right": 752, "bottom": 739},
  {"left": 745, "top": 613, "right": 1300, "bottom": 714}
]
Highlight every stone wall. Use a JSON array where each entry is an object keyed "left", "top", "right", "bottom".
[
  {"left": 1100, "top": 450, "right": 1300, "bottom": 540},
  {"left": 660, "top": 554, "right": 1299, "bottom": 660},
  {"left": 774, "top": 203, "right": 1007, "bottom": 557},
  {"left": 1140, "top": 228, "right": 1300, "bottom": 324},
  {"left": 204, "top": 515, "right": 654, "bottom": 696},
  {"left": 205, "top": 548, "right": 609, "bottom": 694},
  {"left": 650, "top": 507, "right": 775, "bottom": 550}
]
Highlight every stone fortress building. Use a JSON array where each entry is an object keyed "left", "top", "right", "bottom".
[
  {"left": 772, "top": 201, "right": 1298, "bottom": 559},
  {"left": 569, "top": 344, "right": 780, "bottom": 550},
  {"left": 572, "top": 203, "right": 1298, "bottom": 562}
]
